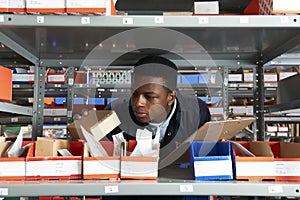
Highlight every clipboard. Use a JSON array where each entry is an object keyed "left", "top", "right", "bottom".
[{"left": 159, "top": 118, "right": 255, "bottom": 168}]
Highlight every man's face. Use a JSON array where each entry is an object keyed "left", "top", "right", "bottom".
[{"left": 131, "top": 76, "right": 176, "bottom": 124}]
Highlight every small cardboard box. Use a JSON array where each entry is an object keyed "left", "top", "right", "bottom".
[
  {"left": 26, "top": 0, "right": 65, "bottom": 13},
  {"left": 120, "top": 140, "right": 159, "bottom": 180},
  {"left": 83, "top": 141, "right": 120, "bottom": 179},
  {"left": 0, "top": 0, "right": 25, "bottom": 13},
  {"left": 0, "top": 65, "right": 12, "bottom": 102},
  {"left": 68, "top": 110, "right": 121, "bottom": 141},
  {"left": 233, "top": 141, "right": 275, "bottom": 180},
  {"left": 26, "top": 139, "right": 84, "bottom": 180},
  {"left": 190, "top": 141, "right": 235, "bottom": 180},
  {"left": 270, "top": 142, "right": 300, "bottom": 180}
]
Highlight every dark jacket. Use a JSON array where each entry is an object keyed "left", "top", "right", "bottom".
[{"left": 105, "top": 91, "right": 211, "bottom": 166}]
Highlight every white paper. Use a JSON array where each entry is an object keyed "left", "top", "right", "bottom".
[
  {"left": 7, "top": 131, "right": 23, "bottom": 157},
  {"left": 84, "top": 159, "right": 120, "bottom": 175},
  {"left": 80, "top": 125, "right": 108, "bottom": 157},
  {"left": 131, "top": 129, "right": 154, "bottom": 157},
  {"left": 112, "top": 132, "right": 126, "bottom": 156},
  {"left": 57, "top": 149, "right": 73, "bottom": 156}
]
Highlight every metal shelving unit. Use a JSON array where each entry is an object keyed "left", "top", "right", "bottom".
[{"left": 1, "top": 14, "right": 300, "bottom": 197}]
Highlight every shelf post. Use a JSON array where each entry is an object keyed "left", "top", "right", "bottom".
[
  {"left": 254, "top": 60, "right": 265, "bottom": 141},
  {"left": 32, "top": 65, "right": 46, "bottom": 140}
]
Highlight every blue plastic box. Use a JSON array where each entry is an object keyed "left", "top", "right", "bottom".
[{"left": 190, "top": 141, "right": 235, "bottom": 180}]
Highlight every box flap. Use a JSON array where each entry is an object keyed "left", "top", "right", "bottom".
[
  {"left": 280, "top": 142, "right": 300, "bottom": 158},
  {"left": 0, "top": 141, "right": 12, "bottom": 157},
  {"left": 249, "top": 141, "right": 274, "bottom": 157},
  {"left": 35, "top": 137, "right": 69, "bottom": 157},
  {"left": 68, "top": 110, "right": 120, "bottom": 141}
]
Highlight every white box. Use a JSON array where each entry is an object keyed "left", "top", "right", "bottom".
[
  {"left": 194, "top": 1, "right": 219, "bottom": 14},
  {"left": 26, "top": 0, "right": 65, "bottom": 13},
  {"left": 0, "top": 0, "right": 25, "bottom": 12},
  {"left": 273, "top": 0, "right": 300, "bottom": 14},
  {"left": 264, "top": 73, "right": 278, "bottom": 83}
]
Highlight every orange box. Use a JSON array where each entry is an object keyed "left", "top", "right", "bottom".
[
  {"left": 83, "top": 141, "right": 120, "bottom": 179},
  {"left": 120, "top": 140, "right": 159, "bottom": 180},
  {"left": 0, "top": 0, "right": 25, "bottom": 13},
  {"left": 233, "top": 141, "right": 275, "bottom": 180},
  {"left": 0, "top": 66, "right": 12, "bottom": 102},
  {"left": 66, "top": 0, "right": 116, "bottom": 15},
  {"left": 0, "top": 141, "right": 33, "bottom": 180},
  {"left": 26, "top": 141, "right": 84, "bottom": 180}
]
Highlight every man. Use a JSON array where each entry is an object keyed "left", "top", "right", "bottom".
[{"left": 105, "top": 55, "right": 211, "bottom": 166}]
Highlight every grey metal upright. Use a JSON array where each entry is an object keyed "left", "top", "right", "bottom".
[{"left": 32, "top": 66, "right": 46, "bottom": 140}]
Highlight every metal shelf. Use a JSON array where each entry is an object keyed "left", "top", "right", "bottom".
[
  {"left": 0, "top": 102, "right": 32, "bottom": 116},
  {"left": 1, "top": 15, "right": 300, "bottom": 67},
  {"left": 0, "top": 179, "right": 299, "bottom": 197}
]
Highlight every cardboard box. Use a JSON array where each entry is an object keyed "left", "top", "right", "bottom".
[
  {"left": 270, "top": 142, "right": 300, "bottom": 180},
  {"left": 0, "top": 65, "right": 12, "bottom": 102},
  {"left": 83, "top": 141, "right": 120, "bottom": 179},
  {"left": 120, "top": 140, "right": 159, "bottom": 180},
  {"left": 26, "top": 140, "right": 84, "bottom": 180},
  {"left": 26, "top": 0, "right": 65, "bottom": 13},
  {"left": 233, "top": 141, "right": 275, "bottom": 180},
  {"left": 68, "top": 110, "right": 121, "bottom": 141},
  {"left": 190, "top": 141, "right": 235, "bottom": 180},
  {"left": 0, "top": 0, "right": 25, "bottom": 13}
]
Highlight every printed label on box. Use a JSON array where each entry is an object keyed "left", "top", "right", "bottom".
[
  {"left": 84, "top": 159, "right": 120, "bottom": 175},
  {"left": 275, "top": 161, "right": 300, "bottom": 176},
  {"left": 236, "top": 161, "right": 275, "bottom": 176},
  {"left": 0, "top": 161, "right": 25, "bottom": 176},
  {"left": 193, "top": 160, "right": 232, "bottom": 177},
  {"left": 121, "top": 160, "right": 158, "bottom": 178}
]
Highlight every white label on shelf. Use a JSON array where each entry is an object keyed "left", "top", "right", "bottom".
[
  {"left": 13, "top": 84, "right": 21, "bottom": 88},
  {"left": 11, "top": 118, "right": 18, "bottom": 122},
  {"left": 154, "top": 16, "right": 164, "bottom": 24},
  {"left": 37, "top": 16, "right": 44, "bottom": 24},
  {"left": 0, "top": 188, "right": 8, "bottom": 196},
  {"left": 198, "top": 17, "right": 208, "bottom": 24},
  {"left": 240, "top": 16, "right": 249, "bottom": 24},
  {"left": 268, "top": 186, "right": 283, "bottom": 194},
  {"left": 54, "top": 84, "right": 62, "bottom": 87},
  {"left": 68, "top": 78, "right": 74, "bottom": 85},
  {"left": 104, "top": 185, "right": 119, "bottom": 193},
  {"left": 180, "top": 185, "right": 193, "bottom": 193},
  {"left": 81, "top": 17, "right": 91, "bottom": 24},
  {"left": 280, "top": 16, "right": 289, "bottom": 24},
  {"left": 123, "top": 18, "right": 133, "bottom": 24},
  {"left": 0, "top": 15, "right": 4, "bottom": 23}
]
